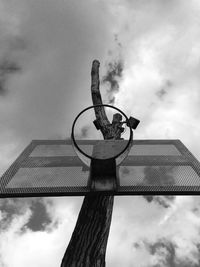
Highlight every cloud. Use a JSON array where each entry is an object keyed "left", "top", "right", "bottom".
[
  {"left": 24, "top": 200, "right": 52, "bottom": 232},
  {"left": 102, "top": 59, "right": 123, "bottom": 104},
  {"left": 106, "top": 196, "right": 200, "bottom": 266},
  {"left": 111, "top": 0, "right": 200, "bottom": 160},
  {"left": 139, "top": 237, "right": 200, "bottom": 267},
  {"left": 143, "top": 166, "right": 176, "bottom": 186},
  {"left": 0, "top": 58, "right": 21, "bottom": 95},
  {"left": 144, "top": 238, "right": 176, "bottom": 267},
  {"left": 1, "top": 1, "right": 200, "bottom": 266},
  {"left": 0, "top": 198, "right": 32, "bottom": 231},
  {"left": 141, "top": 166, "right": 176, "bottom": 208},
  {"left": 156, "top": 80, "right": 173, "bottom": 100},
  {"left": 0, "top": 2, "right": 29, "bottom": 96},
  {"left": 136, "top": 237, "right": 200, "bottom": 267},
  {"left": 0, "top": 198, "right": 55, "bottom": 233},
  {"left": 144, "top": 196, "right": 175, "bottom": 209},
  {"left": 0, "top": 0, "right": 117, "bottom": 177},
  {"left": 0, "top": 196, "right": 83, "bottom": 267},
  {"left": 75, "top": 125, "right": 91, "bottom": 139}
]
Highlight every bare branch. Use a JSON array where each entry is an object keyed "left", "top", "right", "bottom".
[
  {"left": 91, "top": 60, "right": 124, "bottom": 140},
  {"left": 91, "top": 60, "right": 110, "bottom": 129}
]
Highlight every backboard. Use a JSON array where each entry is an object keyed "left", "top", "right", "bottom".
[{"left": 1, "top": 139, "right": 200, "bottom": 197}]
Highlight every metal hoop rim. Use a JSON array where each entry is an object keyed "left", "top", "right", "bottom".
[{"left": 71, "top": 104, "right": 133, "bottom": 161}]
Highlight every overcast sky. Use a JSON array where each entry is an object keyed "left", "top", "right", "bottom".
[{"left": 1, "top": 0, "right": 200, "bottom": 266}]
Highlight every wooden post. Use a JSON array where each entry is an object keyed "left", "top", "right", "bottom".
[{"left": 61, "top": 60, "right": 124, "bottom": 267}]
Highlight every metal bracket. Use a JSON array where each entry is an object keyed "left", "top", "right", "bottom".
[
  {"left": 124, "top": 116, "right": 140, "bottom": 130},
  {"left": 89, "top": 158, "right": 117, "bottom": 192}
]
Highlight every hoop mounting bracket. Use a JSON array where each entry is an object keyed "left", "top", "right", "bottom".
[{"left": 88, "top": 158, "right": 118, "bottom": 192}]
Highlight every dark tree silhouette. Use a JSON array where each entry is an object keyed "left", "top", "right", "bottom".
[{"left": 61, "top": 60, "right": 124, "bottom": 266}]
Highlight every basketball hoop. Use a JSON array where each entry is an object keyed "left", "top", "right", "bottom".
[{"left": 71, "top": 104, "right": 134, "bottom": 192}]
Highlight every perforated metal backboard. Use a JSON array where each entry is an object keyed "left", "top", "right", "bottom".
[{"left": 1, "top": 139, "right": 200, "bottom": 197}]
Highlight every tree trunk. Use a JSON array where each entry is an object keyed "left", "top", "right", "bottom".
[
  {"left": 61, "top": 195, "right": 114, "bottom": 267},
  {"left": 61, "top": 60, "right": 123, "bottom": 267}
]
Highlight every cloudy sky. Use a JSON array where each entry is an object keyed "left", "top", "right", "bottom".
[{"left": 1, "top": 0, "right": 200, "bottom": 266}]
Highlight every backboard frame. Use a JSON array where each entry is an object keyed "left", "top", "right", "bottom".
[{"left": 1, "top": 139, "right": 200, "bottom": 198}]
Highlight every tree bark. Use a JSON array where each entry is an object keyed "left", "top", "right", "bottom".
[{"left": 61, "top": 60, "right": 123, "bottom": 267}]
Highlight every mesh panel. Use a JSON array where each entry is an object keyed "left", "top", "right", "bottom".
[
  {"left": 1, "top": 139, "right": 200, "bottom": 197},
  {"left": 119, "top": 165, "right": 200, "bottom": 186},
  {"left": 129, "top": 145, "right": 181, "bottom": 156},
  {"left": 92, "top": 140, "right": 128, "bottom": 159},
  {"left": 6, "top": 167, "right": 89, "bottom": 188},
  {"left": 30, "top": 145, "right": 93, "bottom": 157},
  {"left": 30, "top": 144, "right": 181, "bottom": 157}
]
